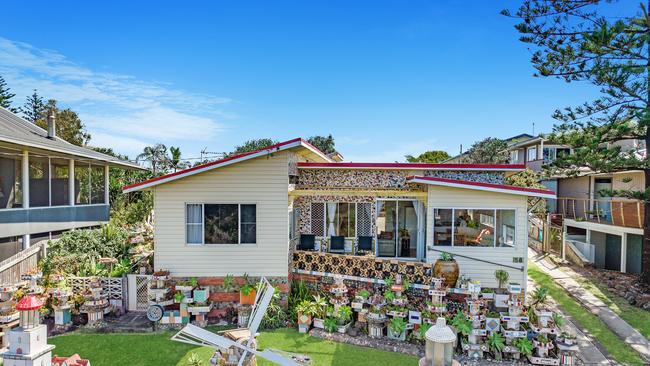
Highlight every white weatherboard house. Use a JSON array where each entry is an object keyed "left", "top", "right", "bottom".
[{"left": 123, "top": 138, "right": 555, "bottom": 288}]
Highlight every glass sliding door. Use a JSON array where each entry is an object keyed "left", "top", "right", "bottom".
[{"left": 376, "top": 200, "right": 421, "bottom": 258}]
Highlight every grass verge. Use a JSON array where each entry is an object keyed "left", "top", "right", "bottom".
[
  {"left": 573, "top": 273, "right": 650, "bottom": 340},
  {"left": 528, "top": 261, "right": 645, "bottom": 366}
]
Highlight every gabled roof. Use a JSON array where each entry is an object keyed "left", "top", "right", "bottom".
[
  {"left": 123, "top": 138, "right": 332, "bottom": 193},
  {"left": 0, "top": 107, "right": 142, "bottom": 169},
  {"left": 406, "top": 176, "right": 556, "bottom": 199},
  {"left": 298, "top": 162, "right": 525, "bottom": 171}
]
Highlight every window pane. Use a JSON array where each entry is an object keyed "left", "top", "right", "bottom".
[
  {"left": 0, "top": 154, "right": 22, "bottom": 208},
  {"left": 377, "top": 200, "right": 397, "bottom": 256},
  {"left": 74, "top": 164, "right": 90, "bottom": 205},
  {"left": 50, "top": 161, "right": 69, "bottom": 206},
  {"left": 496, "top": 209, "right": 516, "bottom": 247},
  {"left": 337, "top": 203, "right": 349, "bottom": 237},
  {"left": 349, "top": 203, "right": 356, "bottom": 237},
  {"left": 310, "top": 202, "right": 325, "bottom": 236},
  {"left": 204, "top": 204, "right": 238, "bottom": 244},
  {"left": 241, "top": 204, "right": 256, "bottom": 244},
  {"left": 326, "top": 203, "right": 339, "bottom": 237},
  {"left": 29, "top": 158, "right": 49, "bottom": 207},
  {"left": 186, "top": 204, "right": 203, "bottom": 244},
  {"left": 91, "top": 165, "right": 105, "bottom": 204},
  {"left": 453, "top": 209, "right": 495, "bottom": 247},
  {"left": 433, "top": 209, "right": 453, "bottom": 246}
]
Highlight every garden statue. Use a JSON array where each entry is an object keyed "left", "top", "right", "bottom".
[{"left": 1, "top": 295, "right": 55, "bottom": 366}]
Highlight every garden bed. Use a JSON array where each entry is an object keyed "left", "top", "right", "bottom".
[{"left": 309, "top": 328, "right": 423, "bottom": 358}]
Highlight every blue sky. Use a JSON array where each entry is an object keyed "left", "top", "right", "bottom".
[{"left": 0, "top": 1, "right": 605, "bottom": 162}]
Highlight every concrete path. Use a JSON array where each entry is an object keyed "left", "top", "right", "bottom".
[{"left": 529, "top": 248, "right": 650, "bottom": 363}]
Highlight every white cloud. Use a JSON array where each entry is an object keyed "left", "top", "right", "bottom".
[{"left": 0, "top": 37, "right": 231, "bottom": 155}]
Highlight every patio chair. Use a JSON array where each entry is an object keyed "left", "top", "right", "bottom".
[
  {"left": 329, "top": 236, "right": 345, "bottom": 253},
  {"left": 172, "top": 278, "right": 304, "bottom": 366},
  {"left": 297, "top": 234, "right": 316, "bottom": 251},
  {"left": 355, "top": 236, "right": 373, "bottom": 255}
]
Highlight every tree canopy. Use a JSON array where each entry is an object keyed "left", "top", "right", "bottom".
[
  {"left": 464, "top": 137, "right": 509, "bottom": 164},
  {"left": 504, "top": 0, "right": 650, "bottom": 282},
  {"left": 0, "top": 75, "right": 17, "bottom": 112},
  {"left": 35, "top": 99, "right": 91, "bottom": 146},
  {"left": 307, "top": 134, "right": 336, "bottom": 155},
  {"left": 232, "top": 138, "right": 279, "bottom": 155},
  {"left": 19, "top": 89, "right": 46, "bottom": 123},
  {"left": 405, "top": 150, "right": 451, "bottom": 163}
]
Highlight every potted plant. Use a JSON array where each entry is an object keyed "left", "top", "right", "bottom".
[
  {"left": 513, "top": 337, "right": 533, "bottom": 360},
  {"left": 532, "top": 287, "right": 553, "bottom": 328},
  {"left": 239, "top": 273, "right": 257, "bottom": 305},
  {"left": 336, "top": 305, "right": 353, "bottom": 334},
  {"left": 413, "top": 322, "right": 432, "bottom": 343},
  {"left": 450, "top": 310, "right": 472, "bottom": 344},
  {"left": 324, "top": 316, "right": 338, "bottom": 333},
  {"left": 533, "top": 334, "right": 554, "bottom": 358},
  {"left": 312, "top": 294, "right": 328, "bottom": 329},
  {"left": 387, "top": 317, "right": 408, "bottom": 341},
  {"left": 481, "top": 287, "right": 495, "bottom": 300},
  {"left": 494, "top": 269, "right": 510, "bottom": 307},
  {"left": 295, "top": 300, "right": 316, "bottom": 333},
  {"left": 173, "top": 291, "right": 185, "bottom": 304},
  {"left": 433, "top": 252, "right": 459, "bottom": 288},
  {"left": 352, "top": 289, "right": 370, "bottom": 310},
  {"left": 486, "top": 332, "right": 505, "bottom": 361}
]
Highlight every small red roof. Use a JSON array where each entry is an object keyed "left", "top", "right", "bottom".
[
  {"left": 298, "top": 162, "right": 526, "bottom": 171},
  {"left": 406, "top": 176, "right": 556, "bottom": 199},
  {"left": 16, "top": 295, "right": 43, "bottom": 311}
]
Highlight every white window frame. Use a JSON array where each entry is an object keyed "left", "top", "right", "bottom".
[
  {"left": 509, "top": 150, "right": 519, "bottom": 163},
  {"left": 527, "top": 146, "right": 538, "bottom": 162},
  {"left": 185, "top": 203, "right": 257, "bottom": 245},
  {"left": 312, "top": 201, "right": 359, "bottom": 238},
  {"left": 432, "top": 208, "right": 517, "bottom": 248}
]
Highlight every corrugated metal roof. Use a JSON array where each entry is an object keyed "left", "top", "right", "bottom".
[{"left": 0, "top": 107, "right": 142, "bottom": 169}]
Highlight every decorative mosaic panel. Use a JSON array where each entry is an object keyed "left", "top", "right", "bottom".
[
  {"left": 310, "top": 202, "right": 325, "bottom": 236},
  {"left": 297, "top": 169, "right": 506, "bottom": 189},
  {"left": 356, "top": 202, "right": 373, "bottom": 236},
  {"left": 423, "top": 170, "right": 505, "bottom": 184},
  {"left": 292, "top": 251, "right": 435, "bottom": 285}
]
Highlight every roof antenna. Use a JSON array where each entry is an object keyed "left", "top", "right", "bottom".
[{"left": 532, "top": 122, "right": 535, "bottom": 136}]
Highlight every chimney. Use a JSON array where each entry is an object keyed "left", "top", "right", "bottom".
[{"left": 47, "top": 111, "right": 56, "bottom": 139}]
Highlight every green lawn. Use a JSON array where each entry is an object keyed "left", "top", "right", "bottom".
[
  {"left": 573, "top": 273, "right": 650, "bottom": 340},
  {"left": 528, "top": 262, "right": 646, "bottom": 366},
  {"left": 50, "top": 328, "right": 418, "bottom": 366}
]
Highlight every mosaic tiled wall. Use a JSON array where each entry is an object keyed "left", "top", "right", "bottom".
[
  {"left": 423, "top": 170, "right": 505, "bottom": 184},
  {"left": 297, "top": 169, "right": 505, "bottom": 189},
  {"left": 292, "top": 251, "right": 436, "bottom": 285}
]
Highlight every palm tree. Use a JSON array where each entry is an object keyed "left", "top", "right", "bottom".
[
  {"left": 168, "top": 146, "right": 188, "bottom": 172},
  {"left": 136, "top": 144, "right": 169, "bottom": 175}
]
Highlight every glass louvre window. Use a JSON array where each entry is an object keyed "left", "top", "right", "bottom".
[
  {"left": 310, "top": 202, "right": 325, "bottom": 236},
  {"left": 187, "top": 203, "right": 257, "bottom": 245},
  {"left": 240, "top": 204, "right": 256, "bottom": 244},
  {"left": 433, "top": 208, "right": 517, "bottom": 248},
  {"left": 186, "top": 204, "right": 203, "bottom": 244},
  {"left": 204, "top": 204, "right": 239, "bottom": 244}
]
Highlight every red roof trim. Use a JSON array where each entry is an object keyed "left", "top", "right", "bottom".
[
  {"left": 123, "top": 138, "right": 330, "bottom": 192},
  {"left": 406, "top": 176, "right": 556, "bottom": 196},
  {"left": 298, "top": 162, "right": 526, "bottom": 170}
]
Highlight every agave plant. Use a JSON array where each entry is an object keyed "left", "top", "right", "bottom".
[
  {"left": 494, "top": 269, "right": 510, "bottom": 289},
  {"left": 532, "top": 287, "right": 549, "bottom": 307},
  {"left": 513, "top": 337, "right": 533, "bottom": 357},
  {"left": 486, "top": 332, "right": 505, "bottom": 360}
]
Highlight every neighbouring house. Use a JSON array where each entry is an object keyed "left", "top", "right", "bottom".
[
  {"left": 444, "top": 133, "right": 533, "bottom": 164},
  {"left": 123, "top": 138, "right": 554, "bottom": 290},
  {"left": 503, "top": 133, "right": 647, "bottom": 275},
  {"left": 0, "top": 107, "right": 142, "bottom": 267}
]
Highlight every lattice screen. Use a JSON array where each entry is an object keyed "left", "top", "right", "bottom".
[
  {"left": 356, "top": 202, "right": 373, "bottom": 236},
  {"left": 135, "top": 275, "right": 151, "bottom": 311},
  {"left": 310, "top": 202, "right": 325, "bottom": 236},
  {"left": 68, "top": 276, "right": 125, "bottom": 306}
]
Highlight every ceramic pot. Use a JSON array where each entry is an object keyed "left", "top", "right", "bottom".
[
  {"left": 433, "top": 260, "right": 459, "bottom": 288},
  {"left": 240, "top": 289, "right": 257, "bottom": 305}
]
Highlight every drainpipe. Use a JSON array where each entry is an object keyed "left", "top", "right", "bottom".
[
  {"left": 621, "top": 234, "right": 627, "bottom": 273},
  {"left": 22, "top": 150, "right": 30, "bottom": 250}
]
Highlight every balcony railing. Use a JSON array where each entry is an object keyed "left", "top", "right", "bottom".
[{"left": 557, "top": 197, "right": 644, "bottom": 229}]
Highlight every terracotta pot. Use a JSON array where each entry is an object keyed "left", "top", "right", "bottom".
[
  {"left": 239, "top": 289, "right": 257, "bottom": 305},
  {"left": 433, "top": 260, "right": 459, "bottom": 288}
]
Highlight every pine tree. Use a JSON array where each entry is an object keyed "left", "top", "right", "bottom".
[
  {"left": 19, "top": 90, "right": 46, "bottom": 123},
  {"left": 0, "top": 76, "right": 17, "bottom": 112},
  {"left": 504, "top": 1, "right": 650, "bottom": 283}
]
